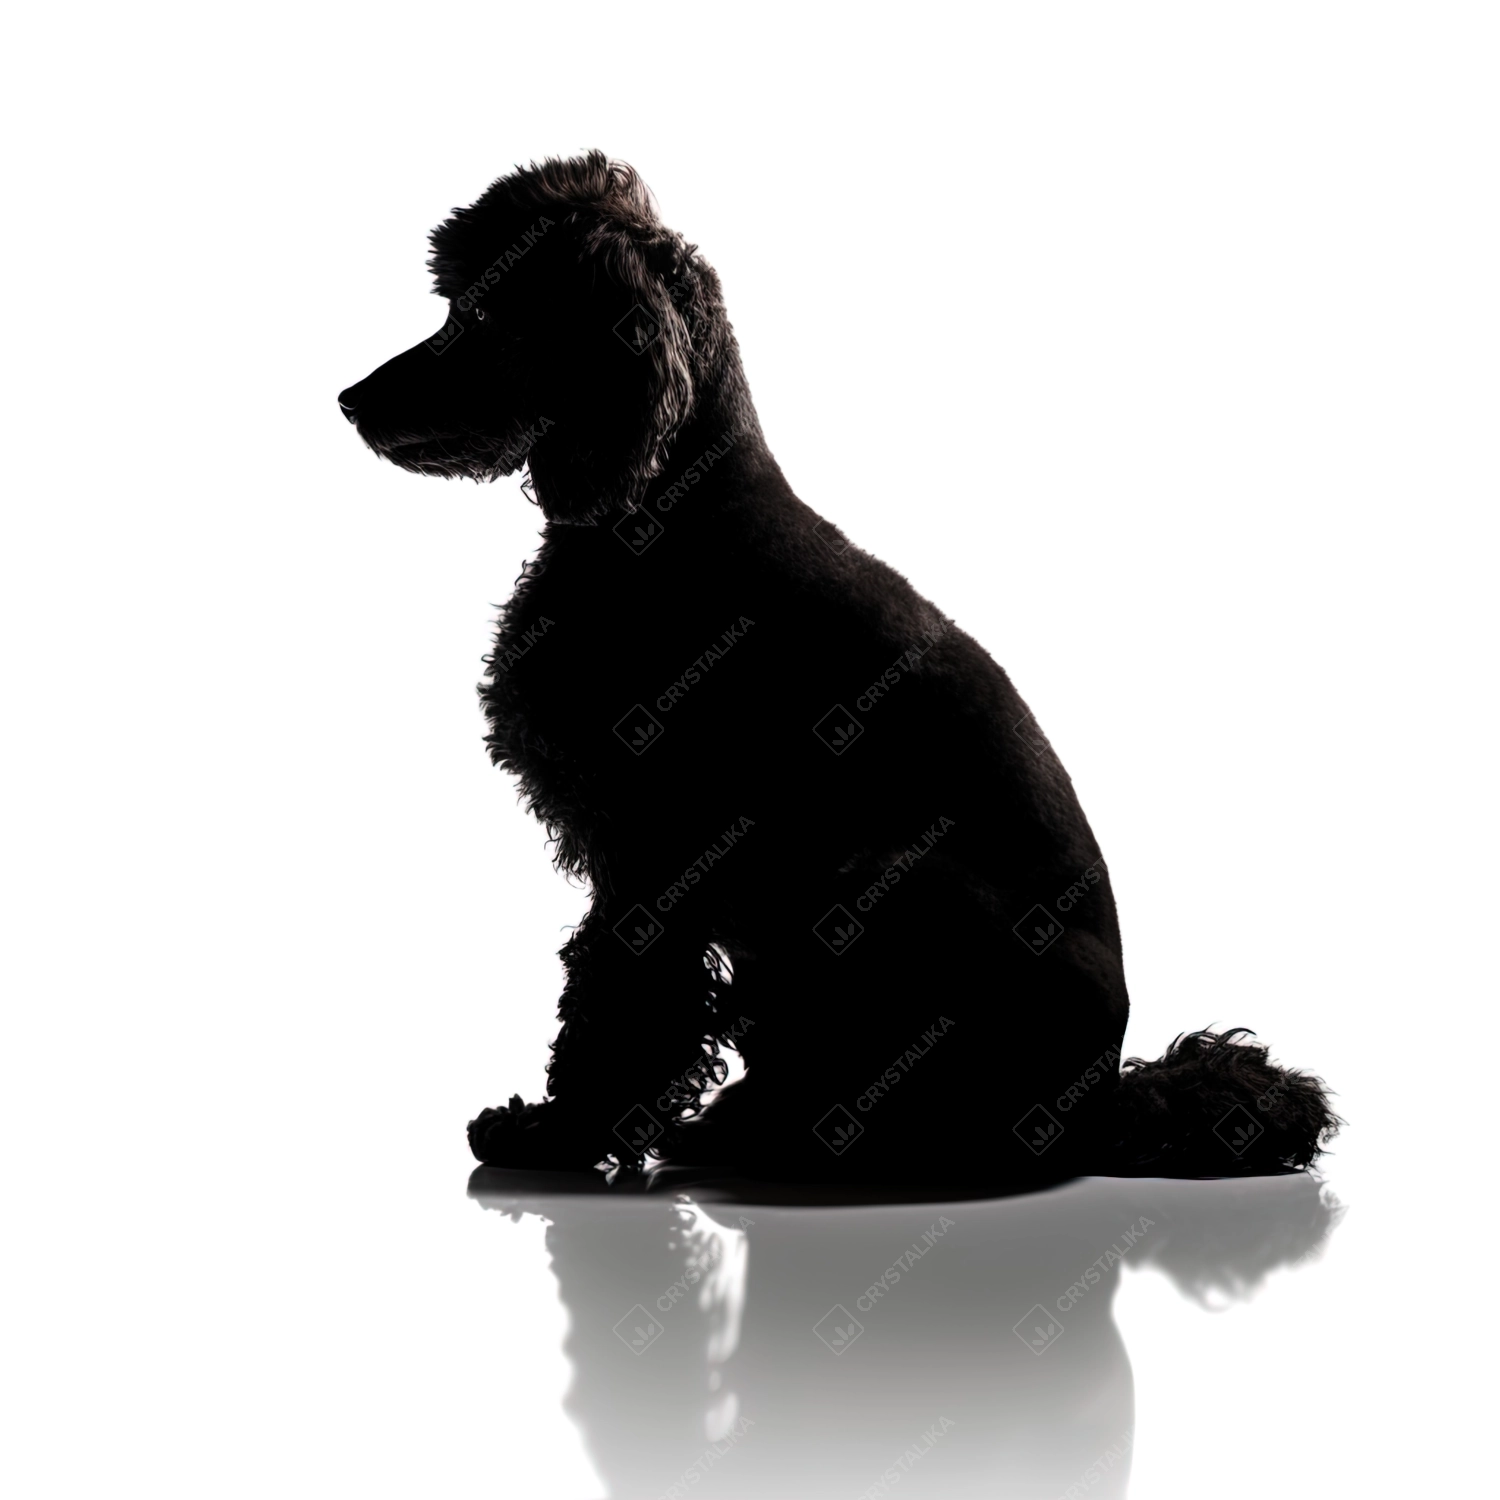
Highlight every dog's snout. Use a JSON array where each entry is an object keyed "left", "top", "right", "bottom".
[{"left": 337, "top": 386, "right": 360, "bottom": 423}]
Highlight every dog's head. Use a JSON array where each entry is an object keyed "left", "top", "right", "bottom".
[{"left": 338, "top": 151, "right": 725, "bottom": 521}]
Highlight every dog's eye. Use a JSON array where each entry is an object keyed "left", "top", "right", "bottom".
[{"left": 474, "top": 307, "right": 486, "bottom": 322}]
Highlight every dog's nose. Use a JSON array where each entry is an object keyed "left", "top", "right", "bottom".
[{"left": 337, "top": 387, "right": 359, "bottom": 424}]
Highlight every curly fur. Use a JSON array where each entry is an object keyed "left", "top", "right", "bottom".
[
  {"left": 338, "top": 152, "right": 1340, "bottom": 1184},
  {"left": 1104, "top": 1028, "right": 1341, "bottom": 1176}
]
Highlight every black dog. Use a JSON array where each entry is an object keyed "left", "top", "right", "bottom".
[{"left": 339, "top": 152, "right": 1338, "bottom": 1183}]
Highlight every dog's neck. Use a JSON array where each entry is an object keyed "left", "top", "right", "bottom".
[
  {"left": 539, "top": 340, "right": 777, "bottom": 525},
  {"left": 654, "top": 343, "right": 769, "bottom": 482}
]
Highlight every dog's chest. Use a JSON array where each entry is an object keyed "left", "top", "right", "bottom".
[
  {"left": 480, "top": 532, "right": 647, "bottom": 783},
  {"left": 480, "top": 522, "right": 759, "bottom": 805}
]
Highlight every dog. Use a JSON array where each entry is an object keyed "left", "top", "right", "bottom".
[{"left": 338, "top": 151, "right": 1338, "bottom": 1183}]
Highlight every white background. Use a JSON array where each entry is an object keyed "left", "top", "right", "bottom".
[{"left": 4, "top": 3, "right": 1496, "bottom": 1495}]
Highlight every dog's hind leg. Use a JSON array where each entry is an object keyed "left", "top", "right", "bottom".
[{"left": 662, "top": 852, "right": 1130, "bottom": 1183}]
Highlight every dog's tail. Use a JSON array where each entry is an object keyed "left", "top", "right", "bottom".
[{"left": 1095, "top": 1028, "right": 1340, "bottom": 1176}]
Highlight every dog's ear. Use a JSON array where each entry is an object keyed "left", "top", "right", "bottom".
[
  {"left": 525, "top": 168, "right": 701, "bottom": 521},
  {"left": 594, "top": 228, "right": 698, "bottom": 484}
]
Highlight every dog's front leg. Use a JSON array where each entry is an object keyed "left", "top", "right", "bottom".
[{"left": 468, "top": 895, "right": 725, "bottom": 1171}]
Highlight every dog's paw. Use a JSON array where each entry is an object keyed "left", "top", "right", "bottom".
[{"left": 467, "top": 1095, "right": 605, "bottom": 1171}]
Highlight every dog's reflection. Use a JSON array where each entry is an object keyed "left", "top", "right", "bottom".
[{"left": 468, "top": 1169, "right": 1343, "bottom": 1499}]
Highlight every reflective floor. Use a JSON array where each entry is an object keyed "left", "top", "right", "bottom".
[{"left": 467, "top": 1168, "right": 1343, "bottom": 1498}]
